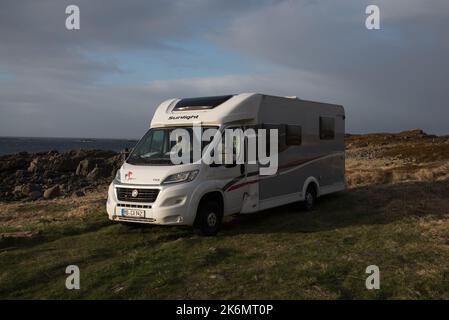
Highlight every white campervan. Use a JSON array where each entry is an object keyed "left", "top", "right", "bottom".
[{"left": 106, "top": 93, "right": 345, "bottom": 235}]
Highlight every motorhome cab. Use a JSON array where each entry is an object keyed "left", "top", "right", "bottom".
[{"left": 106, "top": 93, "right": 345, "bottom": 235}]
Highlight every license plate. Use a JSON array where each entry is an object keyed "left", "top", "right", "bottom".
[{"left": 120, "top": 208, "right": 145, "bottom": 218}]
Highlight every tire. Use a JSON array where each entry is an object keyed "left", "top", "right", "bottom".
[
  {"left": 194, "top": 200, "right": 223, "bottom": 236},
  {"left": 302, "top": 184, "right": 317, "bottom": 211}
]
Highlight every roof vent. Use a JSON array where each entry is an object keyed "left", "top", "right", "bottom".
[{"left": 173, "top": 95, "right": 234, "bottom": 111}]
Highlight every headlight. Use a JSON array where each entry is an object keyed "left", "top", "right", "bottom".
[
  {"left": 114, "top": 170, "right": 121, "bottom": 183},
  {"left": 162, "top": 170, "right": 199, "bottom": 185}
]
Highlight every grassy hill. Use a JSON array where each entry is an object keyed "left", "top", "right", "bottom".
[{"left": 1, "top": 130, "right": 449, "bottom": 299}]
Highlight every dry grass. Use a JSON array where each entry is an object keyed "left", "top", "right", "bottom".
[
  {"left": 346, "top": 158, "right": 449, "bottom": 187},
  {"left": 0, "top": 186, "right": 107, "bottom": 233},
  {"left": 346, "top": 130, "right": 449, "bottom": 188}
]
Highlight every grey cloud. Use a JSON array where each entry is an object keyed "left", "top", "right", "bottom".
[
  {"left": 0, "top": 0, "right": 448, "bottom": 138},
  {"left": 0, "top": 0, "right": 258, "bottom": 79},
  {"left": 213, "top": 0, "right": 449, "bottom": 134},
  {"left": 0, "top": 0, "right": 267, "bottom": 138}
]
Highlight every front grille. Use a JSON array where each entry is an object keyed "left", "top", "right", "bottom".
[
  {"left": 116, "top": 187, "right": 159, "bottom": 203},
  {"left": 117, "top": 203, "right": 152, "bottom": 209}
]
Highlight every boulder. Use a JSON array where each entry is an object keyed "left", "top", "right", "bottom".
[
  {"left": 50, "top": 155, "right": 77, "bottom": 172},
  {"left": 28, "top": 191, "right": 42, "bottom": 200},
  {"left": 21, "top": 183, "right": 42, "bottom": 197},
  {"left": 13, "top": 185, "right": 23, "bottom": 195},
  {"left": 88, "top": 162, "right": 114, "bottom": 180},
  {"left": 27, "top": 158, "right": 41, "bottom": 173},
  {"left": 0, "top": 156, "right": 29, "bottom": 172},
  {"left": 43, "top": 185, "right": 61, "bottom": 199},
  {"left": 15, "top": 170, "right": 25, "bottom": 178},
  {"left": 0, "top": 149, "right": 123, "bottom": 203},
  {"left": 76, "top": 159, "right": 95, "bottom": 176},
  {"left": 87, "top": 166, "right": 102, "bottom": 180},
  {"left": 87, "top": 167, "right": 99, "bottom": 180}
]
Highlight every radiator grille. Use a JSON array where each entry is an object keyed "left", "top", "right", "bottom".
[
  {"left": 117, "top": 203, "right": 152, "bottom": 209},
  {"left": 116, "top": 187, "right": 159, "bottom": 203}
]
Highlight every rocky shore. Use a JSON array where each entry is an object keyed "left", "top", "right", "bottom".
[
  {"left": 1, "top": 129, "right": 448, "bottom": 202},
  {"left": 0, "top": 149, "right": 125, "bottom": 201}
]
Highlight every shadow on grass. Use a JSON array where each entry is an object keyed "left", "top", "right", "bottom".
[
  {"left": 220, "top": 180, "right": 449, "bottom": 236},
  {"left": 2, "top": 180, "right": 447, "bottom": 249},
  {"left": 0, "top": 216, "right": 111, "bottom": 250}
]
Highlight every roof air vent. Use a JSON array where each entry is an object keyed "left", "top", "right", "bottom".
[{"left": 173, "top": 95, "right": 234, "bottom": 111}]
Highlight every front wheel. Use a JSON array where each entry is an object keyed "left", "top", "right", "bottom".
[{"left": 194, "top": 200, "right": 223, "bottom": 236}]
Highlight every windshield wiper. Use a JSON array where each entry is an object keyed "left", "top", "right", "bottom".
[
  {"left": 145, "top": 158, "right": 173, "bottom": 164},
  {"left": 127, "top": 155, "right": 173, "bottom": 165}
]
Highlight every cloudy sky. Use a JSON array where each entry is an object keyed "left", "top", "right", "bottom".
[{"left": 0, "top": 0, "right": 448, "bottom": 139}]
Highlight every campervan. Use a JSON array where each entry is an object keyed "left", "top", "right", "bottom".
[{"left": 106, "top": 93, "right": 345, "bottom": 235}]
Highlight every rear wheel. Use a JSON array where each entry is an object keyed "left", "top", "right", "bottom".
[
  {"left": 194, "top": 200, "right": 223, "bottom": 236},
  {"left": 302, "top": 184, "right": 317, "bottom": 210}
]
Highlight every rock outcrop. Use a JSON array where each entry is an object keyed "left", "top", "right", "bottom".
[{"left": 0, "top": 149, "right": 125, "bottom": 201}]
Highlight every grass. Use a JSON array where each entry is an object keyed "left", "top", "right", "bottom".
[{"left": 1, "top": 180, "right": 449, "bottom": 299}]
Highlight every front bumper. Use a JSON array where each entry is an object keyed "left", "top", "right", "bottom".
[{"left": 106, "top": 181, "right": 196, "bottom": 226}]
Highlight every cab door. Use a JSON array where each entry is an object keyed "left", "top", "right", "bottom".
[{"left": 211, "top": 126, "right": 248, "bottom": 214}]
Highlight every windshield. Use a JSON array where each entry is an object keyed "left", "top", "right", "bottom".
[{"left": 127, "top": 126, "right": 218, "bottom": 165}]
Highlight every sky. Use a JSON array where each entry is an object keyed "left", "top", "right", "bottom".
[{"left": 0, "top": 0, "right": 448, "bottom": 139}]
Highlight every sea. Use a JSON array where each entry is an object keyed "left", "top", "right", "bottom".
[{"left": 0, "top": 137, "right": 138, "bottom": 156}]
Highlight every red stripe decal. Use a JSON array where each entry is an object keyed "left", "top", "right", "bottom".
[{"left": 226, "top": 179, "right": 259, "bottom": 192}]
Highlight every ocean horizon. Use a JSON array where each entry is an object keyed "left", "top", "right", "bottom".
[{"left": 0, "top": 136, "right": 138, "bottom": 156}]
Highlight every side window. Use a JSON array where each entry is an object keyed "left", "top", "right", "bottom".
[
  {"left": 286, "top": 125, "right": 302, "bottom": 146},
  {"left": 278, "top": 124, "right": 287, "bottom": 151},
  {"left": 319, "top": 117, "right": 335, "bottom": 140},
  {"left": 262, "top": 124, "right": 287, "bottom": 152}
]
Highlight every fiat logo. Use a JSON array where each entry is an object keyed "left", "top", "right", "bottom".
[{"left": 131, "top": 189, "right": 139, "bottom": 198}]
